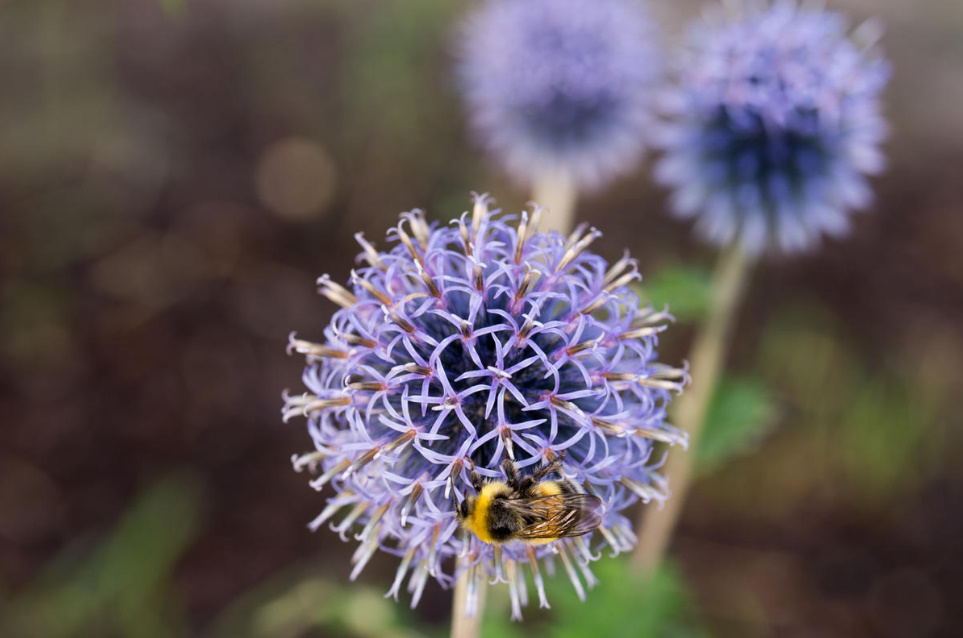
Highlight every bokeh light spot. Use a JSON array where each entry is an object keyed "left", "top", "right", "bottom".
[{"left": 255, "top": 138, "right": 337, "bottom": 221}]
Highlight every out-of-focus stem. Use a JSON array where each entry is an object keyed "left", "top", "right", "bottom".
[
  {"left": 451, "top": 555, "right": 485, "bottom": 638},
  {"left": 532, "top": 169, "right": 577, "bottom": 235},
  {"left": 630, "top": 242, "right": 753, "bottom": 576}
]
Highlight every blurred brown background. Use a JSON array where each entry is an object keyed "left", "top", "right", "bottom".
[{"left": 1, "top": 1, "right": 962, "bottom": 636}]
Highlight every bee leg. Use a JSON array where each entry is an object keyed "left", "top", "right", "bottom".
[
  {"left": 468, "top": 459, "right": 484, "bottom": 492},
  {"left": 469, "top": 470, "right": 483, "bottom": 492},
  {"left": 532, "top": 451, "right": 566, "bottom": 482},
  {"left": 501, "top": 457, "right": 520, "bottom": 490},
  {"left": 517, "top": 476, "right": 536, "bottom": 494}
]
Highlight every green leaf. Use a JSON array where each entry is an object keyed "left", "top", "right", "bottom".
[
  {"left": 634, "top": 265, "right": 712, "bottom": 322},
  {"left": 480, "top": 559, "right": 706, "bottom": 637},
  {"left": 547, "top": 559, "right": 708, "bottom": 638},
  {"left": 697, "top": 377, "right": 778, "bottom": 474}
]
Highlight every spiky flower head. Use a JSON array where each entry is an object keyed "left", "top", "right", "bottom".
[
  {"left": 457, "top": 0, "right": 662, "bottom": 190},
  {"left": 284, "top": 194, "right": 686, "bottom": 617},
  {"left": 655, "top": 1, "right": 891, "bottom": 254}
]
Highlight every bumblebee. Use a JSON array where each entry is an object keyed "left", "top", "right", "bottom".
[{"left": 456, "top": 453, "right": 603, "bottom": 545}]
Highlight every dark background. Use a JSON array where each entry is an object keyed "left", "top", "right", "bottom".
[{"left": 2, "top": 1, "right": 961, "bottom": 636}]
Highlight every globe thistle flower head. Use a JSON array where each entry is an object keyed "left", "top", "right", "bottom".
[
  {"left": 655, "top": 0, "right": 891, "bottom": 254},
  {"left": 458, "top": 0, "right": 662, "bottom": 190},
  {"left": 284, "top": 195, "right": 687, "bottom": 616}
]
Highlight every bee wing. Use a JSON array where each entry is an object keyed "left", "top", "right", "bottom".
[{"left": 502, "top": 493, "right": 603, "bottom": 540}]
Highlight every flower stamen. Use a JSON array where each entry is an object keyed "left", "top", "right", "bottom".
[{"left": 317, "top": 274, "right": 358, "bottom": 308}]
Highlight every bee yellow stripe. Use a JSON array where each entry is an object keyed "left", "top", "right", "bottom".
[
  {"left": 535, "top": 481, "right": 561, "bottom": 497},
  {"left": 469, "top": 484, "right": 501, "bottom": 544}
]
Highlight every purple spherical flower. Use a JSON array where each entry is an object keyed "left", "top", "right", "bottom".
[
  {"left": 655, "top": 1, "right": 891, "bottom": 254},
  {"left": 284, "top": 195, "right": 686, "bottom": 616},
  {"left": 457, "top": 0, "right": 662, "bottom": 190}
]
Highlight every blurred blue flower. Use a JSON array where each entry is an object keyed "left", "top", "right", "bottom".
[
  {"left": 284, "top": 194, "right": 686, "bottom": 616},
  {"left": 655, "top": 1, "right": 891, "bottom": 253},
  {"left": 457, "top": 0, "right": 662, "bottom": 190}
]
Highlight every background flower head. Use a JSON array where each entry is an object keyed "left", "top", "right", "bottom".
[
  {"left": 655, "top": 0, "right": 891, "bottom": 254},
  {"left": 285, "top": 194, "right": 686, "bottom": 616},
  {"left": 457, "top": 0, "right": 662, "bottom": 190}
]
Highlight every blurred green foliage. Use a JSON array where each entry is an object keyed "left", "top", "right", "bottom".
[
  {"left": 480, "top": 559, "right": 706, "bottom": 638},
  {"left": 0, "top": 475, "right": 425, "bottom": 638},
  {"left": 641, "top": 263, "right": 949, "bottom": 511},
  {"left": 206, "top": 573, "right": 425, "bottom": 638},
  {"left": 697, "top": 376, "right": 778, "bottom": 475},
  {"left": 639, "top": 264, "right": 781, "bottom": 475},
  {"left": 338, "top": 0, "right": 464, "bottom": 208},
  {"left": 635, "top": 265, "right": 713, "bottom": 322},
  {"left": 342, "top": 0, "right": 458, "bottom": 146},
  {"left": 836, "top": 378, "right": 938, "bottom": 501},
  {"left": 158, "top": 0, "right": 187, "bottom": 17},
  {"left": 757, "top": 305, "right": 946, "bottom": 506},
  {"left": 1, "top": 474, "right": 200, "bottom": 638}
]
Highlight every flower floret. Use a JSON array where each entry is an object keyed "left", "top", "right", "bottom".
[{"left": 284, "top": 194, "right": 686, "bottom": 613}]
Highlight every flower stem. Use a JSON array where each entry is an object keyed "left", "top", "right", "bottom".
[
  {"left": 532, "top": 169, "right": 577, "bottom": 235},
  {"left": 630, "top": 242, "right": 753, "bottom": 576},
  {"left": 451, "top": 555, "right": 486, "bottom": 638}
]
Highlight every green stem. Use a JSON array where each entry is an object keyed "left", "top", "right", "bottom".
[
  {"left": 630, "top": 242, "right": 754, "bottom": 575},
  {"left": 451, "top": 555, "right": 485, "bottom": 638},
  {"left": 532, "top": 169, "right": 577, "bottom": 235}
]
